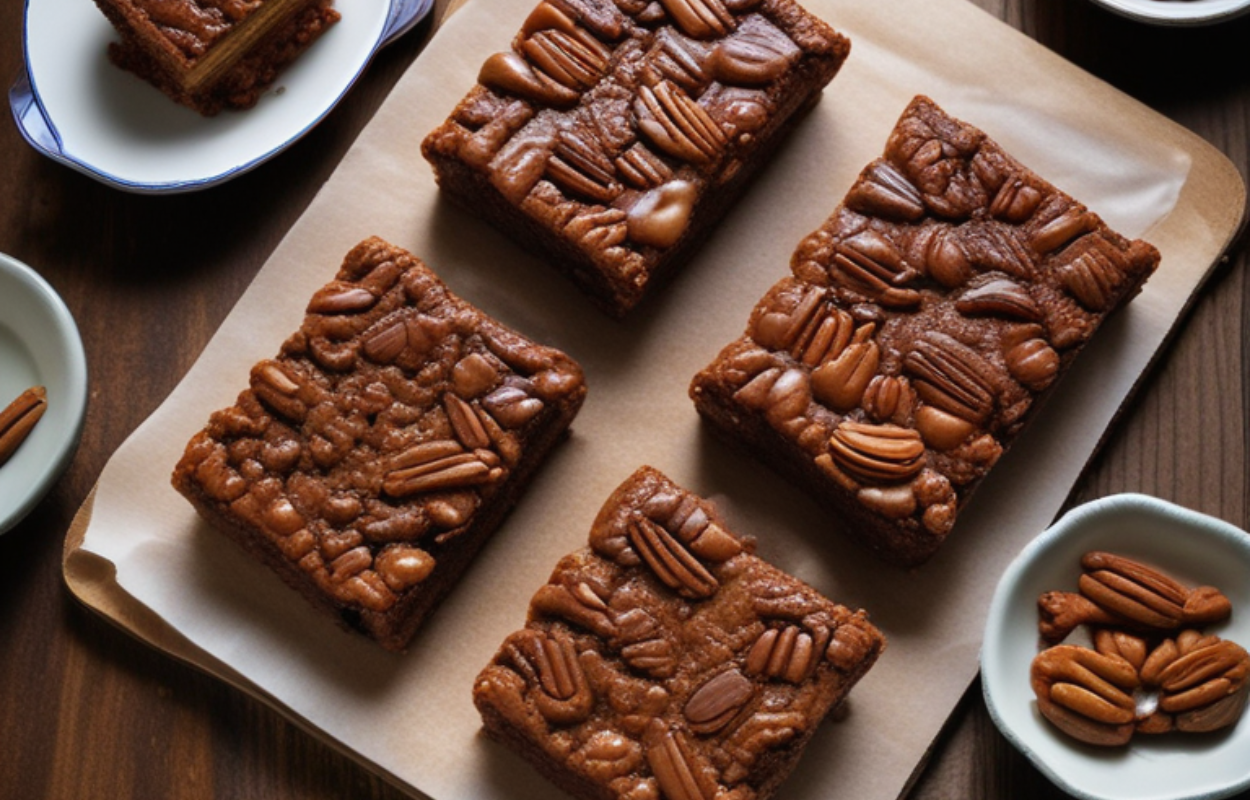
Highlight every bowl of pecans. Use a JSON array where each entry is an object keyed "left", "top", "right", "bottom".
[
  {"left": 981, "top": 494, "right": 1250, "bottom": 800},
  {"left": 0, "top": 252, "right": 88, "bottom": 535}
]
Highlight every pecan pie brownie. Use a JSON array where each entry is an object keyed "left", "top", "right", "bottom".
[
  {"left": 690, "top": 96, "right": 1160, "bottom": 567},
  {"left": 474, "top": 466, "right": 884, "bottom": 800},
  {"left": 92, "top": 0, "right": 339, "bottom": 115},
  {"left": 421, "top": 0, "right": 851, "bottom": 317},
  {"left": 172, "top": 237, "right": 587, "bottom": 651}
]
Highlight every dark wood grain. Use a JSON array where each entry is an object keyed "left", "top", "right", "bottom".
[{"left": 0, "top": 0, "right": 1246, "bottom": 798}]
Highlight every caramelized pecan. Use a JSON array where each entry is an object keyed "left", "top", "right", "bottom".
[
  {"left": 846, "top": 160, "right": 925, "bottom": 222},
  {"left": 1031, "top": 644, "right": 1139, "bottom": 746},
  {"left": 826, "top": 420, "right": 925, "bottom": 486},
  {"left": 635, "top": 80, "right": 727, "bottom": 165},
  {"left": 903, "top": 332, "right": 996, "bottom": 424},
  {"left": 627, "top": 515, "right": 719, "bottom": 598},
  {"left": 684, "top": 667, "right": 755, "bottom": 734}
]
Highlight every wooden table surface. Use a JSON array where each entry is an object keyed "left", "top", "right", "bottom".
[{"left": 1, "top": 0, "right": 1247, "bottom": 798}]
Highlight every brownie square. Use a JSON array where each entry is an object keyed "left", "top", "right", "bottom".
[
  {"left": 421, "top": 0, "right": 851, "bottom": 317},
  {"left": 172, "top": 237, "right": 587, "bottom": 651},
  {"left": 92, "top": 0, "right": 339, "bottom": 114},
  {"left": 474, "top": 466, "right": 884, "bottom": 800},
  {"left": 690, "top": 96, "right": 1160, "bottom": 567}
]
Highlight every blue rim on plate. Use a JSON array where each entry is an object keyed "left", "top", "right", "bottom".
[
  {"left": 9, "top": 0, "right": 433, "bottom": 194},
  {"left": 0, "top": 253, "right": 89, "bottom": 536},
  {"left": 981, "top": 494, "right": 1250, "bottom": 800}
]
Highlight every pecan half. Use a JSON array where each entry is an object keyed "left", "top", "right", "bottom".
[
  {"left": 846, "top": 160, "right": 925, "bottom": 222},
  {"left": 828, "top": 231, "right": 921, "bottom": 309},
  {"left": 684, "top": 667, "right": 755, "bottom": 734},
  {"left": 1078, "top": 551, "right": 1232, "bottom": 632},
  {"left": 382, "top": 443, "right": 502, "bottom": 497},
  {"left": 615, "top": 143, "right": 674, "bottom": 189},
  {"left": 0, "top": 386, "right": 47, "bottom": 466},
  {"left": 1149, "top": 632, "right": 1250, "bottom": 733},
  {"left": 827, "top": 420, "right": 925, "bottom": 486},
  {"left": 903, "top": 332, "right": 996, "bottom": 425},
  {"left": 479, "top": 51, "right": 580, "bottom": 108},
  {"left": 1038, "top": 591, "right": 1121, "bottom": 644},
  {"left": 706, "top": 18, "right": 798, "bottom": 86},
  {"left": 745, "top": 623, "right": 830, "bottom": 683},
  {"left": 611, "top": 607, "right": 678, "bottom": 678},
  {"left": 546, "top": 129, "right": 621, "bottom": 203},
  {"left": 644, "top": 721, "right": 719, "bottom": 800},
  {"left": 518, "top": 2, "right": 611, "bottom": 91},
  {"left": 627, "top": 515, "right": 718, "bottom": 599},
  {"left": 1031, "top": 644, "right": 1139, "bottom": 746},
  {"left": 644, "top": 29, "right": 710, "bottom": 94},
  {"left": 657, "top": 0, "right": 735, "bottom": 39},
  {"left": 635, "top": 80, "right": 727, "bottom": 165},
  {"left": 809, "top": 324, "right": 879, "bottom": 413},
  {"left": 954, "top": 278, "right": 1042, "bottom": 323},
  {"left": 504, "top": 629, "right": 595, "bottom": 725},
  {"left": 1059, "top": 248, "right": 1126, "bottom": 312}
]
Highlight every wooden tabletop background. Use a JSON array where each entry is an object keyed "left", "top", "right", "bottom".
[{"left": 1, "top": 0, "right": 1247, "bottom": 798}]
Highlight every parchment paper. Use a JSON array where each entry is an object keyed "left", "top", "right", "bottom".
[{"left": 64, "top": 0, "right": 1246, "bottom": 798}]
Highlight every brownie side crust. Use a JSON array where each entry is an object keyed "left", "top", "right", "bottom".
[
  {"left": 422, "top": 0, "right": 851, "bottom": 317},
  {"left": 473, "top": 466, "right": 884, "bottom": 800},
  {"left": 691, "top": 96, "right": 1160, "bottom": 567},
  {"left": 172, "top": 236, "right": 587, "bottom": 651}
]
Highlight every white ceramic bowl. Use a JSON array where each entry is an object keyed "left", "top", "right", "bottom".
[
  {"left": 982, "top": 494, "right": 1250, "bottom": 800},
  {"left": 1088, "top": 0, "right": 1250, "bottom": 25},
  {"left": 0, "top": 252, "right": 88, "bottom": 535},
  {"left": 10, "top": 0, "right": 432, "bottom": 193}
]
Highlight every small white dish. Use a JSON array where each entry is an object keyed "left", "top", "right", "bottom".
[
  {"left": 982, "top": 494, "right": 1250, "bottom": 800},
  {"left": 1087, "top": 0, "right": 1250, "bottom": 25},
  {"left": 0, "top": 253, "right": 89, "bottom": 536},
  {"left": 10, "top": 0, "right": 432, "bottom": 193}
]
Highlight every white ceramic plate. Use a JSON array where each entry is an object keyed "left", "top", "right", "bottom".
[
  {"left": 0, "top": 253, "right": 88, "bottom": 536},
  {"left": 10, "top": 0, "right": 432, "bottom": 193},
  {"left": 1087, "top": 0, "right": 1250, "bottom": 25},
  {"left": 982, "top": 494, "right": 1250, "bottom": 800}
]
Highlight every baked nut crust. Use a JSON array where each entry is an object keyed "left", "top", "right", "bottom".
[
  {"left": 690, "top": 96, "right": 1160, "bottom": 567},
  {"left": 421, "top": 0, "right": 851, "bottom": 317},
  {"left": 172, "top": 236, "right": 587, "bottom": 651},
  {"left": 474, "top": 466, "right": 884, "bottom": 800}
]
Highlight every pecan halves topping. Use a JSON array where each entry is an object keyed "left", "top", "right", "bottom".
[
  {"left": 825, "top": 421, "right": 925, "bottom": 486},
  {"left": 504, "top": 629, "right": 595, "bottom": 725},
  {"left": 745, "top": 622, "right": 831, "bottom": 683},
  {"left": 1030, "top": 644, "right": 1139, "bottom": 747},
  {"left": 531, "top": 581, "right": 616, "bottom": 638},
  {"left": 1078, "top": 551, "right": 1232, "bottom": 633},
  {"left": 517, "top": 2, "right": 612, "bottom": 91},
  {"left": 657, "top": 0, "right": 735, "bottom": 39},
  {"left": 644, "top": 29, "right": 711, "bottom": 94},
  {"left": 251, "top": 361, "right": 309, "bottom": 422},
  {"left": 846, "top": 160, "right": 926, "bottom": 222},
  {"left": 828, "top": 231, "right": 921, "bottom": 309},
  {"left": 751, "top": 284, "right": 857, "bottom": 368},
  {"left": 683, "top": 667, "right": 756, "bottom": 735},
  {"left": 546, "top": 129, "right": 622, "bottom": 204},
  {"left": 954, "top": 278, "right": 1042, "bottom": 323},
  {"left": 1059, "top": 247, "right": 1127, "bottom": 312},
  {"left": 479, "top": 51, "right": 581, "bottom": 108},
  {"left": 0, "top": 386, "right": 47, "bottom": 466},
  {"left": 635, "top": 80, "right": 727, "bottom": 166},
  {"left": 627, "top": 514, "right": 719, "bottom": 599},
  {"left": 382, "top": 440, "right": 503, "bottom": 497},
  {"left": 903, "top": 332, "right": 996, "bottom": 425},
  {"left": 644, "top": 720, "right": 719, "bottom": 800},
  {"left": 706, "top": 18, "right": 799, "bottom": 87},
  {"left": 615, "top": 143, "right": 674, "bottom": 189},
  {"left": 809, "top": 322, "right": 879, "bottom": 413}
]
